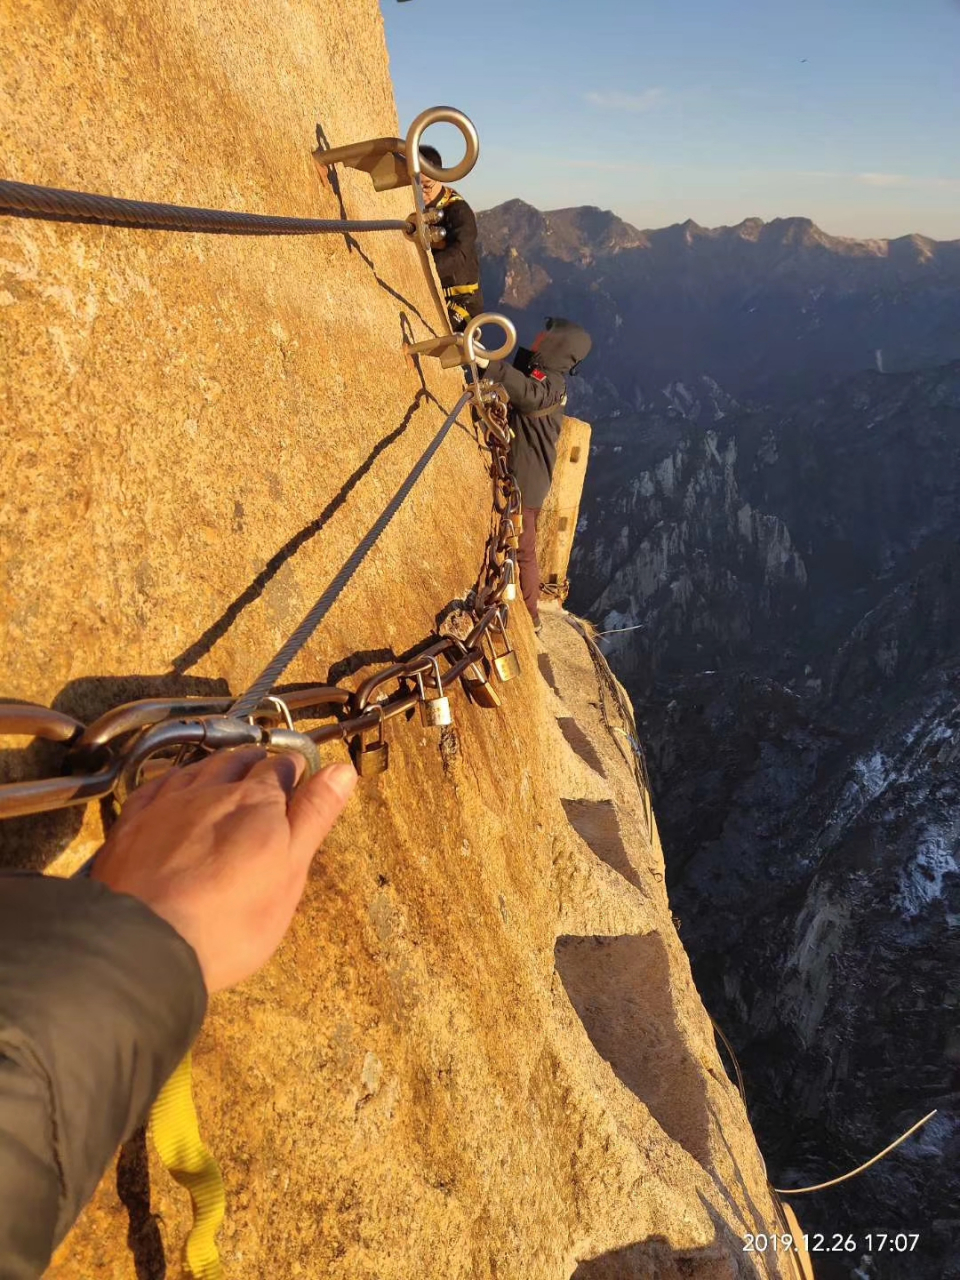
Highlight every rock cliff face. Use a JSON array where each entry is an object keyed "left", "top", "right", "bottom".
[
  {"left": 1, "top": 3, "right": 786, "bottom": 1277},
  {"left": 570, "top": 362, "right": 960, "bottom": 1280},
  {"left": 478, "top": 201, "right": 960, "bottom": 418}
]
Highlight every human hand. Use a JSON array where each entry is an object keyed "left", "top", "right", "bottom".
[{"left": 91, "top": 748, "right": 356, "bottom": 993}]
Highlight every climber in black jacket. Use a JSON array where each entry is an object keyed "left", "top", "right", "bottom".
[
  {"left": 0, "top": 748, "right": 356, "bottom": 1279},
  {"left": 481, "top": 318, "right": 592, "bottom": 632},
  {"left": 419, "top": 144, "right": 484, "bottom": 332}
]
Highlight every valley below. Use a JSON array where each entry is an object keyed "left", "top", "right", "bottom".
[{"left": 480, "top": 202, "right": 960, "bottom": 1280}]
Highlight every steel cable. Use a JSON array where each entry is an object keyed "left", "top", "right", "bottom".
[
  {"left": 0, "top": 178, "right": 411, "bottom": 236},
  {"left": 229, "top": 391, "right": 474, "bottom": 718},
  {"left": 772, "top": 1110, "right": 939, "bottom": 1196}
]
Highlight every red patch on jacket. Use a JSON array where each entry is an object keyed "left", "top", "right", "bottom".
[{"left": 531, "top": 369, "right": 546, "bottom": 381}]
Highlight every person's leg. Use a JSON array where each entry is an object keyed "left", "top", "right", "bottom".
[{"left": 517, "top": 506, "right": 542, "bottom": 627}]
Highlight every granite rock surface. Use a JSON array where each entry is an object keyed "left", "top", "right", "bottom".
[{"left": 2, "top": 2, "right": 791, "bottom": 1276}]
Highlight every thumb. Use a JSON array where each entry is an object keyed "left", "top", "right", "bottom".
[{"left": 288, "top": 762, "right": 357, "bottom": 865}]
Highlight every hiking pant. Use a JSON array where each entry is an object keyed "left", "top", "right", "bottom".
[{"left": 517, "top": 506, "right": 541, "bottom": 623}]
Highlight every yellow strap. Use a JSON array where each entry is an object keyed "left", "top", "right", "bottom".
[
  {"left": 435, "top": 187, "right": 463, "bottom": 209},
  {"left": 443, "top": 283, "right": 479, "bottom": 297},
  {"left": 149, "top": 1053, "right": 226, "bottom": 1280},
  {"left": 448, "top": 303, "right": 471, "bottom": 324}
]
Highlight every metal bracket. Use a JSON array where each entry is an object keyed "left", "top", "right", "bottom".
[
  {"left": 313, "top": 106, "right": 480, "bottom": 197},
  {"left": 312, "top": 137, "right": 410, "bottom": 193},
  {"left": 403, "top": 312, "right": 517, "bottom": 370}
]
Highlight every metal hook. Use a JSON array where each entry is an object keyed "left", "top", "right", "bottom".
[
  {"left": 404, "top": 106, "right": 480, "bottom": 187},
  {"left": 260, "top": 695, "right": 295, "bottom": 731},
  {"left": 461, "top": 313, "right": 516, "bottom": 366},
  {"left": 263, "top": 727, "right": 322, "bottom": 779}
]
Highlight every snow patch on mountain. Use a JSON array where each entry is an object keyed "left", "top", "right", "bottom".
[{"left": 897, "top": 826, "right": 960, "bottom": 918}]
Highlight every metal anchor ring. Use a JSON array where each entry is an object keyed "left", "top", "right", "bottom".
[
  {"left": 404, "top": 106, "right": 480, "bottom": 188},
  {"left": 461, "top": 312, "right": 517, "bottom": 367}
]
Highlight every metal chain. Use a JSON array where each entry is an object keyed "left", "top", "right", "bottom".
[
  {"left": 0, "top": 179, "right": 412, "bottom": 237},
  {"left": 0, "top": 385, "right": 524, "bottom": 815}
]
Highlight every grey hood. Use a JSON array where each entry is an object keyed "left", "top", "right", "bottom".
[{"left": 535, "top": 318, "right": 592, "bottom": 373}]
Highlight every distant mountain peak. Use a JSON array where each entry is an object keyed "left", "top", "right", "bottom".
[
  {"left": 476, "top": 198, "right": 960, "bottom": 416},
  {"left": 496, "top": 197, "right": 541, "bottom": 216},
  {"left": 736, "top": 217, "right": 765, "bottom": 239},
  {"left": 477, "top": 200, "right": 646, "bottom": 261}
]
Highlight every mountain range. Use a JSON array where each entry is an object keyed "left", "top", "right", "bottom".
[
  {"left": 479, "top": 201, "right": 960, "bottom": 1279},
  {"left": 478, "top": 201, "right": 960, "bottom": 418}
]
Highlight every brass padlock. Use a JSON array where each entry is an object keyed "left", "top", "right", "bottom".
[
  {"left": 487, "top": 611, "right": 521, "bottom": 683},
  {"left": 462, "top": 658, "right": 502, "bottom": 709},
  {"left": 351, "top": 703, "right": 390, "bottom": 776},
  {"left": 514, "top": 508, "right": 524, "bottom": 536},
  {"left": 501, "top": 556, "right": 518, "bottom": 603},
  {"left": 504, "top": 518, "right": 520, "bottom": 551},
  {"left": 417, "top": 656, "right": 453, "bottom": 727}
]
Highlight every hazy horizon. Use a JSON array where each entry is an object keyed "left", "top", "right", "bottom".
[{"left": 382, "top": 0, "right": 960, "bottom": 243}]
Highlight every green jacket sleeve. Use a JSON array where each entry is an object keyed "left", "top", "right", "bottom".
[{"left": 0, "top": 874, "right": 207, "bottom": 1279}]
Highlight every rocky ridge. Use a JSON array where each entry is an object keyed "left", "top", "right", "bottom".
[{"left": 478, "top": 201, "right": 960, "bottom": 418}]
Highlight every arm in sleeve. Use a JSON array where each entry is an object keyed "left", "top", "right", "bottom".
[
  {"left": 432, "top": 200, "right": 479, "bottom": 282},
  {"left": 483, "top": 360, "right": 558, "bottom": 414},
  {"left": 0, "top": 874, "right": 207, "bottom": 1278}
]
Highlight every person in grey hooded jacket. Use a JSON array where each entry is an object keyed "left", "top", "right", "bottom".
[{"left": 482, "top": 317, "right": 592, "bottom": 630}]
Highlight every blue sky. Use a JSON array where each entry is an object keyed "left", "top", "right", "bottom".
[{"left": 381, "top": 0, "right": 960, "bottom": 241}]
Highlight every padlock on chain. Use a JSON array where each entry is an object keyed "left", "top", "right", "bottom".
[
  {"left": 351, "top": 702, "right": 389, "bottom": 776},
  {"left": 501, "top": 556, "right": 518, "bottom": 603},
  {"left": 486, "top": 611, "right": 521, "bottom": 682},
  {"left": 416, "top": 655, "right": 453, "bottom": 727},
  {"left": 461, "top": 656, "right": 502, "bottom": 709},
  {"left": 504, "top": 518, "right": 520, "bottom": 552}
]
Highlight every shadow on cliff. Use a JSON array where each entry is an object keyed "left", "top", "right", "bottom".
[
  {"left": 555, "top": 932, "right": 712, "bottom": 1168},
  {"left": 166, "top": 307, "right": 481, "bottom": 679},
  {"left": 170, "top": 352, "right": 435, "bottom": 676},
  {"left": 571, "top": 1193, "right": 763, "bottom": 1278},
  {"left": 314, "top": 120, "right": 438, "bottom": 336},
  {"left": 1, "top": 342, "right": 487, "bottom": 872},
  {"left": 561, "top": 798, "right": 641, "bottom": 891},
  {"left": 116, "top": 1128, "right": 166, "bottom": 1280},
  {"left": 556, "top": 717, "right": 608, "bottom": 777},
  {"left": 705, "top": 1096, "right": 770, "bottom": 1245}
]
